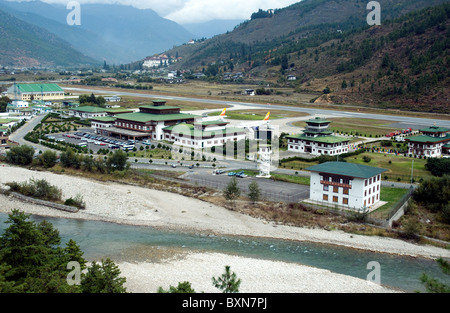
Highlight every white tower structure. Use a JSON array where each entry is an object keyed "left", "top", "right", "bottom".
[{"left": 257, "top": 144, "right": 272, "bottom": 178}]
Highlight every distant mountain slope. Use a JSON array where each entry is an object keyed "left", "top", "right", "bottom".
[
  {"left": 0, "top": 4, "right": 130, "bottom": 65},
  {"left": 182, "top": 19, "right": 245, "bottom": 39},
  {"left": 167, "top": 0, "right": 449, "bottom": 69},
  {"left": 0, "top": 8, "right": 98, "bottom": 67},
  {"left": 164, "top": 0, "right": 449, "bottom": 113},
  {"left": 1, "top": 0, "right": 194, "bottom": 64}
]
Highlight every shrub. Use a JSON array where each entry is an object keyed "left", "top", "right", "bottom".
[
  {"left": 39, "top": 150, "right": 58, "bottom": 168},
  {"left": 64, "top": 194, "right": 86, "bottom": 209},
  {"left": 6, "top": 145, "right": 35, "bottom": 165},
  {"left": 6, "top": 178, "right": 62, "bottom": 202}
]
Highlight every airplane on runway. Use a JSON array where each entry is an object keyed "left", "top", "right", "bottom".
[
  {"left": 239, "top": 112, "right": 270, "bottom": 128},
  {"left": 201, "top": 108, "right": 228, "bottom": 122}
]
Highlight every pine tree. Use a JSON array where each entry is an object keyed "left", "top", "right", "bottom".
[
  {"left": 223, "top": 177, "right": 241, "bottom": 205},
  {"left": 212, "top": 265, "right": 241, "bottom": 293},
  {"left": 248, "top": 181, "right": 261, "bottom": 204}
]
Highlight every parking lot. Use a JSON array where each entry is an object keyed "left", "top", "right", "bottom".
[{"left": 46, "top": 129, "right": 153, "bottom": 153}]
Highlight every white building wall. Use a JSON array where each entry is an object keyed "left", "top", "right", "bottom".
[
  {"left": 309, "top": 172, "right": 382, "bottom": 210},
  {"left": 288, "top": 139, "right": 349, "bottom": 156}
]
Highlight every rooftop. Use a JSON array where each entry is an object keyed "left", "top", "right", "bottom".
[
  {"left": 72, "top": 106, "right": 107, "bottom": 113},
  {"left": 163, "top": 123, "right": 244, "bottom": 137},
  {"left": 10, "top": 83, "right": 63, "bottom": 93},
  {"left": 406, "top": 134, "right": 450, "bottom": 143},
  {"left": 305, "top": 117, "right": 332, "bottom": 124},
  {"left": 286, "top": 134, "right": 349, "bottom": 144},
  {"left": 115, "top": 112, "right": 199, "bottom": 123},
  {"left": 420, "top": 126, "right": 450, "bottom": 133},
  {"left": 90, "top": 116, "right": 116, "bottom": 122},
  {"left": 139, "top": 105, "right": 180, "bottom": 110},
  {"left": 306, "top": 162, "right": 387, "bottom": 179}
]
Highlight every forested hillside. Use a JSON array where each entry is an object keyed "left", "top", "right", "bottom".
[
  {"left": 165, "top": 0, "right": 449, "bottom": 113},
  {"left": 0, "top": 8, "right": 97, "bottom": 67}
]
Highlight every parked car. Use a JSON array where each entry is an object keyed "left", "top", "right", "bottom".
[
  {"left": 227, "top": 172, "right": 236, "bottom": 176},
  {"left": 142, "top": 140, "right": 152, "bottom": 145},
  {"left": 236, "top": 173, "right": 248, "bottom": 178},
  {"left": 214, "top": 169, "right": 225, "bottom": 175}
]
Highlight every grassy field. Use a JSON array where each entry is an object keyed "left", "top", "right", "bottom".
[
  {"left": 281, "top": 151, "right": 432, "bottom": 182},
  {"left": 292, "top": 117, "right": 401, "bottom": 137},
  {"left": 270, "top": 173, "right": 310, "bottom": 186},
  {"left": 347, "top": 152, "right": 429, "bottom": 182},
  {"left": 370, "top": 187, "right": 410, "bottom": 220},
  {"left": 209, "top": 109, "right": 309, "bottom": 120}
]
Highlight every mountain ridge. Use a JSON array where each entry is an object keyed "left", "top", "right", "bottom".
[{"left": 0, "top": 0, "right": 195, "bottom": 65}]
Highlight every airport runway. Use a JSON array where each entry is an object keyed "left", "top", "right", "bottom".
[{"left": 64, "top": 87, "right": 450, "bottom": 129}]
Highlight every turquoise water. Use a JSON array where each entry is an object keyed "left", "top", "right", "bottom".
[{"left": 0, "top": 213, "right": 449, "bottom": 293}]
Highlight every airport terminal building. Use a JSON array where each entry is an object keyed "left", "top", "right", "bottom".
[
  {"left": 406, "top": 126, "right": 450, "bottom": 158},
  {"left": 286, "top": 117, "right": 349, "bottom": 156}
]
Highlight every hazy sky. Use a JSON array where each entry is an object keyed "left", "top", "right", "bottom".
[{"left": 28, "top": 0, "right": 300, "bottom": 24}]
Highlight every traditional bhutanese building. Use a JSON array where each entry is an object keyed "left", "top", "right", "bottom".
[
  {"left": 6, "top": 83, "right": 64, "bottom": 101},
  {"left": 286, "top": 117, "right": 349, "bottom": 156},
  {"left": 99, "top": 100, "right": 200, "bottom": 141},
  {"left": 163, "top": 120, "right": 246, "bottom": 149},
  {"left": 69, "top": 106, "right": 109, "bottom": 119},
  {"left": 406, "top": 126, "right": 450, "bottom": 158},
  {"left": 306, "top": 162, "right": 387, "bottom": 210}
]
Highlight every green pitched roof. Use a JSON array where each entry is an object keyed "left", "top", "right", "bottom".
[
  {"left": 73, "top": 106, "right": 107, "bottom": 113},
  {"left": 139, "top": 105, "right": 180, "bottom": 110},
  {"left": 115, "top": 112, "right": 199, "bottom": 123},
  {"left": 286, "top": 134, "right": 349, "bottom": 143},
  {"left": 306, "top": 117, "right": 332, "bottom": 124},
  {"left": 306, "top": 162, "right": 387, "bottom": 179},
  {"left": 90, "top": 116, "right": 116, "bottom": 122},
  {"left": 16, "top": 83, "right": 63, "bottom": 93},
  {"left": 420, "top": 126, "right": 449, "bottom": 133},
  {"left": 163, "top": 123, "right": 244, "bottom": 137},
  {"left": 406, "top": 134, "right": 450, "bottom": 143}
]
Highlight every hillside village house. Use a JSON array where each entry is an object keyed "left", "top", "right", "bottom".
[
  {"left": 406, "top": 126, "right": 450, "bottom": 158},
  {"left": 287, "top": 117, "right": 349, "bottom": 156},
  {"left": 143, "top": 55, "right": 170, "bottom": 68},
  {"left": 306, "top": 162, "right": 387, "bottom": 210},
  {"left": 6, "top": 83, "right": 64, "bottom": 101}
]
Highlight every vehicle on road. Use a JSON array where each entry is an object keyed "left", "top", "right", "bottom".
[
  {"left": 188, "top": 165, "right": 194, "bottom": 169},
  {"left": 122, "top": 145, "right": 135, "bottom": 151},
  {"left": 214, "top": 169, "right": 225, "bottom": 175},
  {"left": 171, "top": 164, "right": 177, "bottom": 168}
]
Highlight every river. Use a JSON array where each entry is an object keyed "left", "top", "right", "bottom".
[{"left": 0, "top": 212, "right": 449, "bottom": 293}]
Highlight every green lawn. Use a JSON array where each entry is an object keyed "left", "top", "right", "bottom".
[
  {"left": 281, "top": 152, "right": 432, "bottom": 183},
  {"left": 370, "top": 187, "right": 410, "bottom": 220},
  {"left": 347, "top": 152, "right": 429, "bottom": 182},
  {"left": 209, "top": 110, "right": 308, "bottom": 120},
  {"left": 270, "top": 173, "right": 310, "bottom": 186},
  {"left": 292, "top": 117, "right": 400, "bottom": 137}
]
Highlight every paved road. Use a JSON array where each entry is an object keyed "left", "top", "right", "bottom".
[
  {"left": 64, "top": 87, "right": 450, "bottom": 128},
  {"left": 130, "top": 161, "right": 309, "bottom": 203}
]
